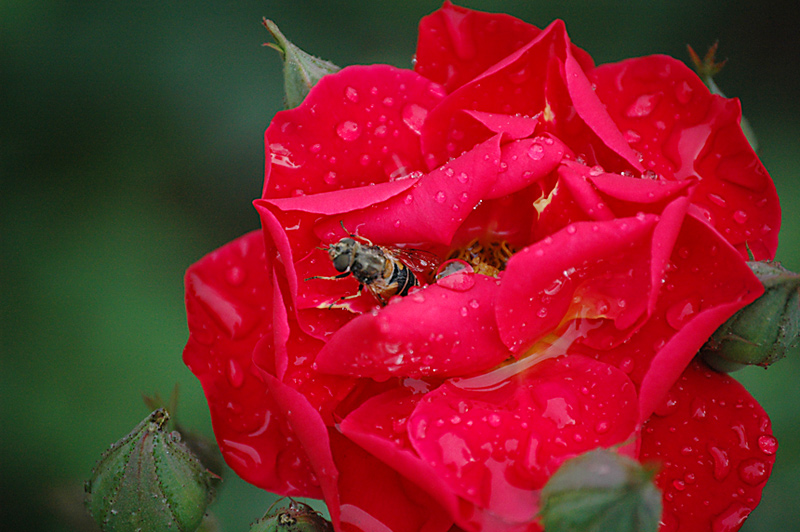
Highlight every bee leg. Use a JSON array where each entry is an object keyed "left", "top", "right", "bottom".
[
  {"left": 304, "top": 272, "right": 351, "bottom": 281},
  {"left": 327, "top": 284, "right": 365, "bottom": 309},
  {"left": 339, "top": 220, "right": 375, "bottom": 246}
]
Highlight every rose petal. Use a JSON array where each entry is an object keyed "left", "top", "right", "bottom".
[
  {"left": 184, "top": 231, "right": 321, "bottom": 496},
  {"left": 640, "top": 360, "right": 777, "bottom": 532},
  {"left": 485, "top": 135, "right": 567, "bottom": 200},
  {"left": 264, "top": 64, "right": 445, "bottom": 198},
  {"left": 264, "top": 372, "right": 342, "bottom": 528},
  {"left": 317, "top": 134, "right": 502, "bottom": 247},
  {"left": 566, "top": 214, "right": 763, "bottom": 420},
  {"left": 315, "top": 276, "right": 509, "bottom": 379},
  {"left": 415, "top": 2, "right": 593, "bottom": 93},
  {"left": 330, "top": 431, "right": 454, "bottom": 532},
  {"left": 497, "top": 214, "right": 659, "bottom": 353},
  {"left": 590, "top": 55, "right": 780, "bottom": 259},
  {"left": 420, "top": 20, "right": 640, "bottom": 173},
  {"left": 408, "top": 355, "right": 638, "bottom": 530}
]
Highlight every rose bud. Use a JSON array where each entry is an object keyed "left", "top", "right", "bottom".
[
  {"left": 85, "top": 408, "right": 218, "bottom": 532},
  {"left": 539, "top": 449, "right": 662, "bottom": 532},
  {"left": 702, "top": 261, "right": 800, "bottom": 372},
  {"left": 249, "top": 499, "right": 332, "bottom": 532},
  {"left": 262, "top": 19, "right": 340, "bottom": 109}
]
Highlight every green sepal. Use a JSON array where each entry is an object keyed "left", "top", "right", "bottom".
[
  {"left": 688, "top": 42, "right": 758, "bottom": 150},
  {"left": 249, "top": 499, "right": 333, "bottom": 532},
  {"left": 539, "top": 449, "right": 662, "bottom": 532},
  {"left": 263, "top": 19, "right": 340, "bottom": 109},
  {"left": 85, "top": 409, "right": 219, "bottom": 532},
  {"left": 702, "top": 261, "right": 800, "bottom": 372}
]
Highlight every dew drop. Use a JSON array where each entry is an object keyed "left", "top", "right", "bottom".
[
  {"left": 624, "top": 129, "right": 641, "bottom": 143},
  {"left": 227, "top": 358, "right": 245, "bottom": 388},
  {"left": 225, "top": 266, "right": 245, "bottom": 287},
  {"left": 711, "top": 503, "right": 750, "bottom": 532},
  {"left": 435, "top": 191, "right": 446, "bottom": 203},
  {"left": 737, "top": 458, "right": 768, "bottom": 486},
  {"left": 323, "top": 171, "right": 337, "bottom": 185},
  {"left": 457, "top": 172, "right": 469, "bottom": 184},
  {"left": 309, "top": 143, "right": 322, "bottom": 154},
  {"left": 707, "top": 193, "right": 727, "bottom": 207},
  {"left": 402, "top": 104, "right": 428, "bottom": 135},
  {"left": 345, "top": 86, "right": 359, "bottom": 103},
  {"left": 733, "top": 210, "right": 749, "bottom": 224},
  {"left": 528, "top": 143, "right": 545, "bottom": 160},
  {"left": 758, "top": 434, "right": 778, "bottom": 455},
  {"left": 336, "top": 120, "right": 361, "bottom": 141},
  {"left": 666, "top": 298, "right": 698, "bottom": 330},
  {"left": 487, "top": 413, "right": 502, "bottom": 428},
  {"left": 626, "top": 93, "right": 659, "bottom": 118},
  {"left": 675, "top": 80, "right": 693, "bottom": 104}
]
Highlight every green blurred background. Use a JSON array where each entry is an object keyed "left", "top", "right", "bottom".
[{"left": 2, "top": 1, "right": 798, "bottom": 530}]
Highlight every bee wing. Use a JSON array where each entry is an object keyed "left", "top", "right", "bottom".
[{"left": 385, "top": 247, "right": 441, "bottom": 283}]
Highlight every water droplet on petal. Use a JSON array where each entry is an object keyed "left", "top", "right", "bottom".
[
  {"left": 626, "top": 93, "right": 659, "bottom": 118},
  {"left": 345, "top": 86, "right": 359, "bottom": 103},
  {"left": 528, "top": 143, "right": 545, "bottom": 160},
  {"left": 336, "top": 120, "right": 361, "bottom": 141},
  {"left": 675, "top": 80, "right": 693, "bottom": 104},
  {"left": 227, "top": 359, "right": 245, "bottom": 388},
  {"left": 711, "top": 503, "right": 751, "bottom": 532},
  {"left": 733, "top": 210, "right": 748, "bottom": 224},
  {"left": 435, "top": 191, "right": 446, "bottom": 203},
  {"left": 225, "top": 266, "right": 245, "bottom": 286},
  {"left": 758, "top": 434, "right": 778, "bottom": 455},
  {"left": 666, "top": 298, "right": 698, "bottom": 330},
  {"left": 402, "top": 104, "right": 428, "bottom": 135},
  {"left": 737, "top": 458, "right": 768, "bottom": 485}
]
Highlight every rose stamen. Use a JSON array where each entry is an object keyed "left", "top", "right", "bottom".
[{"left": 448, "top": 239, "right": 517, "bottom": 277}]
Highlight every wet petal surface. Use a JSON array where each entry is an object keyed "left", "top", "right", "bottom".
[{"left": 640, "top": 360, "right": 777, "bottom": 532}]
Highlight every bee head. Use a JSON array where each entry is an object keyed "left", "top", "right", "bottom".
[{"left": 329, "top": 238, "right": 357, "bottom": 272}]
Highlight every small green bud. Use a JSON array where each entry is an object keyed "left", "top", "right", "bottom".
[
  {"left": 250, "top": 499, "right": 333, "bottom": 532},
  {"left": 688, "top": 42, "right": 758, "bottom": 150},
  {"left": 85, "top": 408, "right": 218, "bottom": 532},
  {"left": 263, "top": 19, "right": 340, "bottom": 109},
  {"left": 702, "top": 261, "right": 800, "bottom": 372},
  {"left": 539, "top": 449, "right": 662, "bottom": 532}
]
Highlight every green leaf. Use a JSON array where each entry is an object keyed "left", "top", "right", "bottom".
[{"left": 539, "top": 449, "right": 662, "bottom": 532}]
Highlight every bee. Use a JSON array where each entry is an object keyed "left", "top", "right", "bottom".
[{"left": 307, "top": 230, "right": 439, "bottom": 306}]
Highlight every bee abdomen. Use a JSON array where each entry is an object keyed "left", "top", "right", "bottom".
[{"left": 390, "top": 263, "right": 419, "bottom": 297}]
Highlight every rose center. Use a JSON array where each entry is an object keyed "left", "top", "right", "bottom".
[{"left": 448, "top": 239, "right": 517, "bottom": 277}]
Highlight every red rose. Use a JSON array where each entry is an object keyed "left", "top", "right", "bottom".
[{"left": 184, "top": 3, "right": 780, "bottom": 531}]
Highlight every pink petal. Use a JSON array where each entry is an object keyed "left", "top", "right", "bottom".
[
  {"left": 183, "top": 231, "right": 322, "bottom": 496},
  {"left": 420, "top": 20, "right": 639, "bottom": 174},
  {"left": 408, "top": 355, "right": 638, "bottom": 530},
  {"left": 497, "top": 214, "right": 659, "bottom": 353},
  {"left": 640, "top": 360, "right": 777, "bottom": 532},
  {"left": 565, "top": 214, "right": 763, "bottom": 420},
  {"left": 331, "top": 432, "right": 454, "bottom": 532},
  {"left": 590, "top": 55, "right": 780, "bottom": 259},
  {"left": 317, "top": 134, "right": 502, "bottom": 247},
  {"left": 263, "top": 65, "right": 445, "bottom": 198},
  {"left": 315, "top": 276, "right": 509, "bottom": 379},
  {"left": 485, "top": 135, "right": 567, "bottom": 200},
  {"left": 415, "top": 2, "right": 593, "bottom": 93}
]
